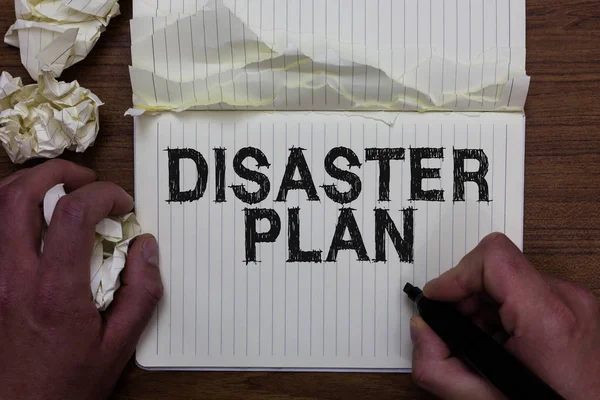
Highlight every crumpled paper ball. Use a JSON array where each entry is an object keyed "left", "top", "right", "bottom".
[
  {"left": 43, "top": 184, "right": 141, "bottom": 311},
  {"left": 0, "top": 70, "right": 103, "bottom": 164},
  {"left": 4, "top": 0, "right": 120, "bottom": 80}
]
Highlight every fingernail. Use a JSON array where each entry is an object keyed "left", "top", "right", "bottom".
[
  {"left": 410, "top": 317, "right": 419, "bottom": 343},
  {"left": 142, "top": 236, "right": 159, "bottom": 267}
]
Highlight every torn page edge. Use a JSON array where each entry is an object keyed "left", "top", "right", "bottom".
[
  {"left": 127, "top": 62, "right": 530, "bottom": 114},
  {"left": 128, "top": 2, "right": 529, "bottom": 112},
  {"left": 129, "top": 110, "right": 527, "bottom": 129}
]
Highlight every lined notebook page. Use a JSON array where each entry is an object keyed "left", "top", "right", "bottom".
[
  {"left": 134, "top": 111, "right": 525, "bottom": 369},
  {"left": 129, "top": 0, "right": 529, "bottom": 112}
]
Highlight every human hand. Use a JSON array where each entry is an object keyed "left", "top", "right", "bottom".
[
  {"left": 411, "top": 233, "right": 600, "bottom": 400},
  {"left": 0, "top": 160, "right": 163, "bottom": 400}
]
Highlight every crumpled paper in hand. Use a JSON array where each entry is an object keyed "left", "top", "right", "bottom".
[
  {"left": 43, "top": 184, "right": 141, "bottom": 311},
  {"left": 0, "top": 70, "right": 103, "bottom": 164},
  {"left": 4, "top": 0, "right": 120, "bottom": 80}
]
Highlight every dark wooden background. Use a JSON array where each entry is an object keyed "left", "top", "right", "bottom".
[{"left": 1, "top": 1, "right": 599, "bottom": 398}]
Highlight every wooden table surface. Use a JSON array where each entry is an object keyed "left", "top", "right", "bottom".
[{"left": 1, "top": 1, "right": 599, "bottom": 398}]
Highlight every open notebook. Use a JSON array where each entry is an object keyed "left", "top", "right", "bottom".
[{"left": 131, "top": 0, "right": 529, "bottom": 370}]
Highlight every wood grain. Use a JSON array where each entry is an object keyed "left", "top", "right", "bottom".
[{"left": 1, "top": 1, "right": 599, "bottom": 398}]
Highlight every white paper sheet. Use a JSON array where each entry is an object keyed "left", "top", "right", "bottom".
[
  {"left": 134, "top": 111, "right": 525, "bottom": 369},
  {"left": 131, "top": 0, "right": 530, "bottom": 371}
]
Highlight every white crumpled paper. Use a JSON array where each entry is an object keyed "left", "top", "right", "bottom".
[
  {"left": 4, "top": 0, "right": 120, "bottom": 80},
  {"left": 128, "top": 0, "right": 530, "bottom": 114},
  {"left": 43, "top": 184, "right": 141, "bottom": 311},
  {"left": 0, "top": 70, "right": 103, "bottom": 164}
]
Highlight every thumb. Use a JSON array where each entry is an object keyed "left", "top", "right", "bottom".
[
  {"left": 101, "top": 234, "right": 163, "bottom": 359},
  {"left": 411, "top": 316, "right": 505, "bottom": 400}
]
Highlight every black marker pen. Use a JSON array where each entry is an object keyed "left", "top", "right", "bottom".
[{"left": 403, "top": 283, "right": 564, "bottom": 400}]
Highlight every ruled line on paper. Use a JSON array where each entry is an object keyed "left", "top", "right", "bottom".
[
  {"left": 168, "top": 124, "right": 172, "bottom": 356},
  {"left": 195, "top": 122, "right": 199, "bottom": 355},
  {"left": 156, "top": 122, "right": 160, "bottom": 355}
]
